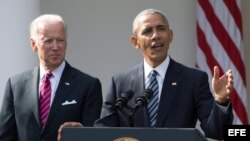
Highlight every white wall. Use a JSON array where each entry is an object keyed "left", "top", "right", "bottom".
[
  {"left": 0, "top": 0, "right": 39, "bottom": 110},
  {"left": 40, "top": 0, "right": 197, "bottom": 94},
  {"left": 40, "top": 0, "right": 249, "bottom": 116}
]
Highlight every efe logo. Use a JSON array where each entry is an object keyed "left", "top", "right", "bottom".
[
  {"left": 228, "top": 128, "right": 246, "bottom": 136},
  {"left": 224, "top": 125, "right": 249, "bottom": 141}
]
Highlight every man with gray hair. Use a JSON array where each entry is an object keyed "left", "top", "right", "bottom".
[{"left": 0, "top": 14, "right": 102, "bottom": 141}]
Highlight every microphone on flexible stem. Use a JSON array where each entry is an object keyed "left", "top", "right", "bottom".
[
  {"left": 115, "top": 90, "right": 134, "bottom": 110},
  {"left": 129, "top": 89, "right": 153, "bottom": 127},
  {"left": 133, "top": 89, "right": 153, "bottom": 111}
]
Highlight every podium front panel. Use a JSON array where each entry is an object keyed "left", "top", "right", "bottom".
[{"left": 62, "top": 127, "right": 208, "bottom": 141}]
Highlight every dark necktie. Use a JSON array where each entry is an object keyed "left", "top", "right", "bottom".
[
  {"left": 146, "top": 70, "right": 159, "bottom": 127},
  {"left": 39, "top": 71, "right": 52, "bottom": 128}
]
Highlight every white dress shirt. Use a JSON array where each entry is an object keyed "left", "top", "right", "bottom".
[
  {"left": 144, "top": 56, "right": 170, "bottom": 99},
  {"left": 39, "top": 61, "right": 65, "bottom": 105}
]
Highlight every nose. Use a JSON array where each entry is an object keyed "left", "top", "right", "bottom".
[
  {"left": 51, "top": 40, "right": 60, "bottom": 49},
  {"left": 151, "top": 30, "right": 160, "bottom": 40}
]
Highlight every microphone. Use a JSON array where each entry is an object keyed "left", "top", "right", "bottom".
[
  {"left": 128, "top": 89, "right": 153, "bottom": 127},
  {"left": 133, "top": 89, "right": 153, "bottom": 110},
  {"left": 115, "top": 90, "right": 134, "bottom": 110}
]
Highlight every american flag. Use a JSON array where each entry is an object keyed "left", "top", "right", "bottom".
[{"left": 196, "top": 0, "right": 248, "bottom": 124}]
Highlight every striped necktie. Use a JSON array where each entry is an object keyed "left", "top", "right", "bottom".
[
  {"left": 39, "top": 71, "right": 52, "bottom": 128},
  {"left": 146, "top": 70, "right": 159, "bottom": 127}
]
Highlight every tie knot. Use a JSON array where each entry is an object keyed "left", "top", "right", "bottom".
[
  {"left": 44, "top": 71, "right": 53, "bottom": 80},
  {"left": 150, "top": 70, "right": 158, "bottom": 77},
  {"left": 146, "top": 70, "right": 158, "bottom": 89}
]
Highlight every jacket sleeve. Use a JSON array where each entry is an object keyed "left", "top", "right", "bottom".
[
  {"left": 82, "top": 78, "right": 103, "bottom": 126},
  {"left": 0, "top": 79, "right": 18, "bottom": 141},
  {"left": 94, "top": 76, "right": 121, "bottom": 127},
  {"left": 195, "top": 72, "right": 233, "bottom": 140}
]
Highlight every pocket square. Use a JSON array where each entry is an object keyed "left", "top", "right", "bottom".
[
  {"left": 172, "top": 82, "right": 177, "bottom": 86},
  {"left": 62, "top": 100, "right": 77, "bottom": 106}
]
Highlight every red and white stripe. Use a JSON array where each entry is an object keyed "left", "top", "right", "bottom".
[{"left": 196, "top": 0, "right": 248, "bottom": 124}]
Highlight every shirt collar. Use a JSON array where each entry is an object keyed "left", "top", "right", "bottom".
[
  {"left": 144, "top": 56, "right": 170, "bottom": 79},
  {"left": 40, "top": 61, "right": 66, "bottom": 80}
]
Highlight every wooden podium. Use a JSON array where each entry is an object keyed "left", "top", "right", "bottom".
[{"left": 62, "top": 127, "right": 208, "bottom": 141}]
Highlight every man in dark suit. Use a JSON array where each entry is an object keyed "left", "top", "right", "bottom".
[
  {"left": 94, "top": 9, "right": 233, "bottom": 140},
  {"left": 0, "top": 14, "right": 103, "bottom": 141}
]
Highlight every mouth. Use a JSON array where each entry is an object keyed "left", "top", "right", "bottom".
[
  {"left": 151, "top": 43, "right": 163, "bottom": 49},
  {"left": 49, "top": 54, "right": 61, "bottom": 60},
  {"left": 49, "top": 54, "right": 61, "bottom": 57}
]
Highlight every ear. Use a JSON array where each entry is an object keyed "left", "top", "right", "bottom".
[
  {"left": 168, "top": 29, "right": 173, "bottom": 43},
  {"left": 130, "top": 36, "right": 140, "bottom": 49},
  {"left": 30, "top": 38, "right": 38, "bottom": 52}
]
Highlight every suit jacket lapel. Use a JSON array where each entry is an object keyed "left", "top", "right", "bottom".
[
  {"left": 44, "top": 62, "right": 75, "bottom": 129},
  {"left": 29, "top": 67, "right": 41, "bottom": 128},
  {"left": 127, "top": 64, "right": 150, "bottom": 127},
  {"left": 126, "top": 64, "right": 144, "bottom": 108},
  {"left": 131, "top": 64, "right": 144, "bottom": 95},
  {"left": 157, "top": 59, "right": 183, "bottom": 127}
]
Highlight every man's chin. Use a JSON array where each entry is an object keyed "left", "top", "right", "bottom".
[{"left": 49, "top": 60, "right": 63, "bottom": 67}]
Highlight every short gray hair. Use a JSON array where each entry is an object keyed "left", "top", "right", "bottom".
[
  {"left": 29, "top": 14, "right": 67, "bottom": 40},
  {"left": 132, "top": 9, "right": 169, "bottom": 35}
]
